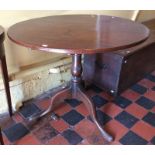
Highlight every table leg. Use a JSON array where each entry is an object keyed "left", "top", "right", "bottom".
[
  {"left": 76, "top": 86, "right": 113, "bottom": 142},
  {"left": 26, "top": 54, "right": 113, "bottom": 142},
  {"left": 27, "top": 87, "right": 72, "bottom": 122},
  {"left": 0, "top": 127, "right": 4, "bottom": 145},
  {"left": 1, "top": 53, "right": 13, "bottom": 117},
  {"left": 71, "top": 54, "right": 113, "bottom": 142}
]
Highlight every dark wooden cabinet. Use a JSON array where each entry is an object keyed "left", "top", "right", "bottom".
[{"left": 83, "top": 20, "right": 155, "bottom": 96}]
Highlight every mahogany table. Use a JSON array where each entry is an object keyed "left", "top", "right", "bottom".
[{"left": 7, "top": 15, "right": 150, "bottom": 142}]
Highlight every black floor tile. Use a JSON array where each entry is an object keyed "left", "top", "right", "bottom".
[
  {"left": 3, "top": 123, "right": 29, "bottom": 142},
  {"left": 142, "top": 112, "right": 155, "bottom": 127},
  {"left": 119, "top": 131, "right": 148, "bottom": 145},
  {"left": 96, "top": 110, "right": 112, "bottom": 126},
  {"left": 136, "top": 96, "right": 155, "bottom": 110},
  {"left": 92, "top": 95, "right": 108, "bottom": 108},
  {"left": 19, "top": 103, "right": 41, "bottom": 119},
  {"left": 114, "top": 96, "right": 132, "bottom": 108},
  {"left": 131, "top": 84, "right": 147, "bottom": 94},
  {"left": 115, "top": 111, "right": 139, "bottom": 128},
  {"left": 150, "top": 136, "right": 155, "bottom": 144},
  {"left": 62, "top": 129, "right": 83, "bottom": 144},
  {"left": 62, "top": 110, "right": 84, "bottom": 126},
  {"left": 64, "top": 98, "right": 81, "bottom": 107},
  {"left": 145, "top": 74, "right": 155, "bottom": 82}
]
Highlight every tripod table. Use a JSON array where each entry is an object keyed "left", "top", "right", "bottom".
[{"left": 7, "top": 15, "right": 149, "bottom": 142}]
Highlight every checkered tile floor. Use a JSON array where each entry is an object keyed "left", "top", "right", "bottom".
[{"left": 1, "top": 72, "right": 155, "bottom": 145}]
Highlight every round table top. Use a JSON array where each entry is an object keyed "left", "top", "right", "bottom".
[
  {"left": 0, "top": 26, "right": 5, "bottom": 44},
  {"left": 7, "top": 15, "right": 150, "bottom": 54}
]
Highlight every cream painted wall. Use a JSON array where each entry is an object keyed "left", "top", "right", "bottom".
[{"left": 137, "top": 10, "right": 155, "bottom": 22}]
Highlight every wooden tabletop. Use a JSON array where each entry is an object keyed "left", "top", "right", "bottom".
[
  {"left": 7, "top": 15, "right": 150, "bottom": 54},
  {"left": 0, "top": 26, "right": 4, "bottom": 44}
]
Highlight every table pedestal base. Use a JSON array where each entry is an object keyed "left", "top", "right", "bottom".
[{"left": 27, "top": 54, "right": 113, "bottom": 142}]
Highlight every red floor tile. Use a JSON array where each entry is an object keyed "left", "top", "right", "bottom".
[
  {"left": 36, "top": 98, "right": 51, "bottom": 111},
  {"left": 131, "top": 121, "right": 155, "bottom": 141},
  {"left": 74, "top": 119, "right": 96, "bottom": 138},
  {"left": 54, "top": 103, "right": 72, "bottom": 116},
  {"left": 144, "top": 90, "right": 155, "bottom": 101},
  {"left": 15, "top": 133, "right": 41, "bottom": 145},
  {"left": 80, "top": 139, "right": 91, "bottom": 145},
  {"left": 110, "top": 141, "right": 121, "bottom": 145},
  {"left": 104, "top": 119, "right": 128, "bottom": 141},
  {"left": 138, "top": 79, "right": 155, "bottom": 89},
  {"left": 121, "top": 89, "right": 141, "bottom": 101},
  {"left": 76, "top": 103, "right": 89, "bottom": 116},
  {"left": 47, "top": 135, "right": 69, "bottom": 145},
  {"left": 151, "top": 106, "right": 155, "bottom": 113},
  {"left": 86, "top": 130, "right": 106, "bottom": 145},
  {"left": 125, "top": 103, "right": 148, "bottom": 119},
  {"left": 3, "top": 134, "right": 11, "bottom": 145},
  {"left": 50, "top": 119, "right": 69, "bottom": 133},
  {"left": 99, "top": 92, "right": 113, "bottom": 101},
  {"left": 12, "top": 113, "right": 24, "bottom": 123},
  {"left": 101, "top": 102, "right": 123, "bottom": 118}
]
